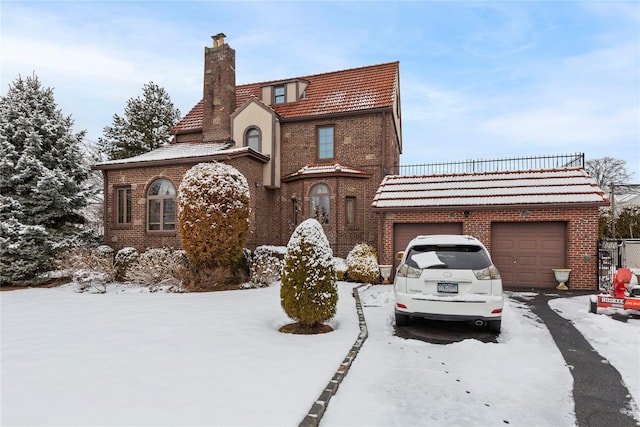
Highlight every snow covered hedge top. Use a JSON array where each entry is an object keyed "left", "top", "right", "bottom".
[
  {"left": 286, "top": 218, "right": 334, "bottom": 268},
  {"left": 177, "top": 162, "right": 249, "bottom": 215}
]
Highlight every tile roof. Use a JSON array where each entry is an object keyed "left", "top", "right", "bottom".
[
  {"left": 282, "top": 163, "right": 371, "bottom": 182},
  {"left": 172, "top": 61, "right": 399, "bottom": 134},
  {"left": 372, "top": 168, "right": 609, "bottom": 209},
  {"left": 93, "top": 142, "right": 267, "bottom": 169}
]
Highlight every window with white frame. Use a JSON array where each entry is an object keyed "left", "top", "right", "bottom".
[{"left": 274, "top": 85, "right": 285, "bottom": 104}]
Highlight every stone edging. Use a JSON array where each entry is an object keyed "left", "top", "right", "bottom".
[{"left": 299, "top": 284, "right": 370, "bottom": 427}]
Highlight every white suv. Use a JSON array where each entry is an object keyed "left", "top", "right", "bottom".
[{"left": 394, "top": 235, "right": 503, "bottom": 333}]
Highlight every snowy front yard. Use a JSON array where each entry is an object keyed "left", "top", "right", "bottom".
[{"left": 1, "top": 283, "right": 639, "bottom": 426}]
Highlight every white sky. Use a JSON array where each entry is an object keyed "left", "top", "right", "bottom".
[{"left": 1, "top": 1, "right": 639, "bottom": 178}]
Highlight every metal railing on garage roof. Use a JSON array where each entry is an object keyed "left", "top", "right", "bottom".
[{"left": 385, "top": 153, "right": 585, "bottom": 176}]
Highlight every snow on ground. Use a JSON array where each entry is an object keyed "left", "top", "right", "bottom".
[
  {"left": 1, "top": 282, "right": 637, "bottom": 426},
  {"left": 323, "top": 286, "right": 575, "bottom": 427},
  {"left": 549, "top": 295, "right": 640, "bottom": 419},
  {"left": 1, "top": 283, "right": 360, "bottom": 426}
]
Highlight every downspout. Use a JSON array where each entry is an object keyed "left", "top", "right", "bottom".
[{"left": 101, "top": 170, "right": 108, "bottom": 245}]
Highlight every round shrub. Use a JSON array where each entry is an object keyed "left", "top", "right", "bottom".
[
  {"left": 177, "top": 162, "right": 250, "bottom": 269},
  {"left": 250, "top": 246, "right": 286, "bottom": 286},
  {"left": 125, "top": 247, "right": 187, "bottom": 288},
  {"left": 114, "top": 247, "right": 139, "bottom": 280},
  {"left": 346, "top": 243, "right": 380, "bottom": 283},
  {"left": 280, "top": 219, "right": 338, "bottom": 327}
]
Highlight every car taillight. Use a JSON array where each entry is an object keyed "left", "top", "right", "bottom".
[
  {"left": 396, "top": 264, "right": 422, "bottom": 278},
  {"left": 473, "top": 265, "right": 501, "bottom": 280}
]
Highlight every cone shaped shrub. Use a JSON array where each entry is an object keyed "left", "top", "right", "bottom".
[
  {"left": 177, "top": 162, "right": 249, "bottom": 269},
  {"left": 281, "top": 219, "right": 338, "bottom": 327}
]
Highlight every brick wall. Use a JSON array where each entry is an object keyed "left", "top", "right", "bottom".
[
  {"left": 101, "top": 109, "right": 401, "bottom": 260},
  {"left": 377, "top": 206, "right": 600, "bottom": 289},
  {"left": 102, "top": 157, "right": 268, "bottom": 253},
  {"left": 278, "top": 111, "right": 400, "bottom": 257}
]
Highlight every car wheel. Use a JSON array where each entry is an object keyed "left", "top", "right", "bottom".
[
  {"left": 486, "top": 319, "right": 501, "bottom": 334},
  {"left": 589, "top": 299, "right": 597, "bottom": 314},
  {"left": 395, "top": 311, "right": 410, "bottom": 327}
]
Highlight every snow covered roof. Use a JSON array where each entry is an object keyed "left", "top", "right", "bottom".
[
  {"left": 282, "top": 163, "right": 371, "bottom": 182},
  {"left": 173, "top": 62, "right": 399, "bottom": 134},
  {"left": 93, "top": 143, "right": 268, "bottom": 170},
  {"left": 372, "top": 168, "right": 609, "bottom": 209}
]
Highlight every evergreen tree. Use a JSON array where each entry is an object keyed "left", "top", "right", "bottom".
[
  {"left": 0, "top": 74, "right": 90, "bottom": 285},
  {"left": 98, "top": 82, "right": 181, "bottom": 160},
  {"left": 280, "top": 219, "right": 338, "bottom": 329}
]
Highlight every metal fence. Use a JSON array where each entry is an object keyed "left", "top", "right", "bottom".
[
  {"left": 385, "top": 153, "right": 585, "bottom": 176},
  {"left": 597, "top": 239, "right": 640, "bottom": 291}
]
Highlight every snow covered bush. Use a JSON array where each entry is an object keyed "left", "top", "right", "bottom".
[
  {"left": 333, "top": 257, "right": 347, "bottom": 281},
  {"left": 250, "top": 246, "right": 286, "bottom": 286},
  {"left": 177, "top": 162, "right": 250, "bottom": 270},
  {"left": 55, "top": 245, "right": 116, "bottom": 292},
  {"left": 114, "top": 247, "right": 140, "bottom": 281},
  {"left": 125, "top": 248, "right": 187, "bottom": 289},
  {"left": 346, "top": 243, "right": 380, "bottom": 284},
  {"left": 280, "top": 219, "right": 338, "bottom": 330}
]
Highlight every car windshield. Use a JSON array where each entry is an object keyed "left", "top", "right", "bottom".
[{"left": 406, "top": 244, "right": 491, "bottom": 270}]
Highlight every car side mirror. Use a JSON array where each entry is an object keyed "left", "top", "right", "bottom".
[{"left": 395, "top": 251, "right": 404, "bottom": 260}]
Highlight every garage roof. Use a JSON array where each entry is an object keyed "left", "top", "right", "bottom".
[{"left": 372, "top": 168, "right": 609, "bottom": 209}]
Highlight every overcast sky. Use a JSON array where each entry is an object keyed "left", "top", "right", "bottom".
[{"left": 2, "top": 1, "right": 639, "bottom": 179}]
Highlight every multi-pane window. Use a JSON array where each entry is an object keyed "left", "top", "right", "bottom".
[
  {"left": 245, "top": 127, "right": 261, "bottom": 151},
  {"left": 116, "top": 187, "right": 132, "bottom": 225},
  {"left": 346, "top": 196, "right": 356, "bottom": 226},
  {"left": 318, "top": 126, "right": 334, "bottom": 160},
  {"left": 274, "top": 86, "right": 285, "bottom": 104},
  {"left": 310, "top": 184, "right": 330, "bottom": 224},
  {"left": 147, "top": 179, "right": 176, "bottom": 231}
]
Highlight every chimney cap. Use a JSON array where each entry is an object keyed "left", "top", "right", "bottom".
[{"left": 211, "top": 33, "right": 227, "bottom": 48}]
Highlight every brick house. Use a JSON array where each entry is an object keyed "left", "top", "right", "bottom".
[
  {"left": 372, "top": 168, "right": 608, "bottom": 289},
  {"left": 94, "top": 34, "right": 402, "bottom": 257}
]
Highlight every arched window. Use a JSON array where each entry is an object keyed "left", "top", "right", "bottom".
[
  {"left": 310, "top": 184, "right": 330, "bottom": 224},
  {"left": 245, "top": 127, "right": 261, "bottom": 152},
  {"left": 147, "top": 179, "right": 176, "bottom": 231}
]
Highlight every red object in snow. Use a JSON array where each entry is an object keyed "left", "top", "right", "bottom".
[
  {"left": 613, "top": 268, "right": 632, "bottom": 298},
  {"left": 591, "top": 268, "right": 640, "bottom": 314}
]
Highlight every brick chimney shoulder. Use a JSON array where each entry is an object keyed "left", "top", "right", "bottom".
[{"left": 202, "top": 36, "right": 236, "bottom": 143}]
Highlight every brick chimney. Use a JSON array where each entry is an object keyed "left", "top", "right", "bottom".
[{"left": 202, "top": 33, "right": 236, "bottom": 143}]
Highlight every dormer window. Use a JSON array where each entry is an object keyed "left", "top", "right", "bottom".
[
  {"left": 245, "top": 127, "right": 261, "bottom": 151},
  {"left": 274, "top": 85, "right": 285, "bottom": 104}
]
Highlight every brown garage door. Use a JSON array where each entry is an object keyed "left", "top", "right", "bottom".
[
  {"left": 392, "top": 223, "right": 463, "bottom": 271},
  {"left": 491, "top": 222, "right": 566, "bottom": 288}
]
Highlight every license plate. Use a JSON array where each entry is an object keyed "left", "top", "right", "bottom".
[{"left": 437, "top": 282, "right": 458, "bottom": 294}]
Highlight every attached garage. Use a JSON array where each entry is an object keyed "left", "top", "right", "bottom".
[
  {"left": 491, "top": 222, "right": 566, "bottom": 288},
  {"left": 373, "top": 168, "right": 608, "bottom": 290}
]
